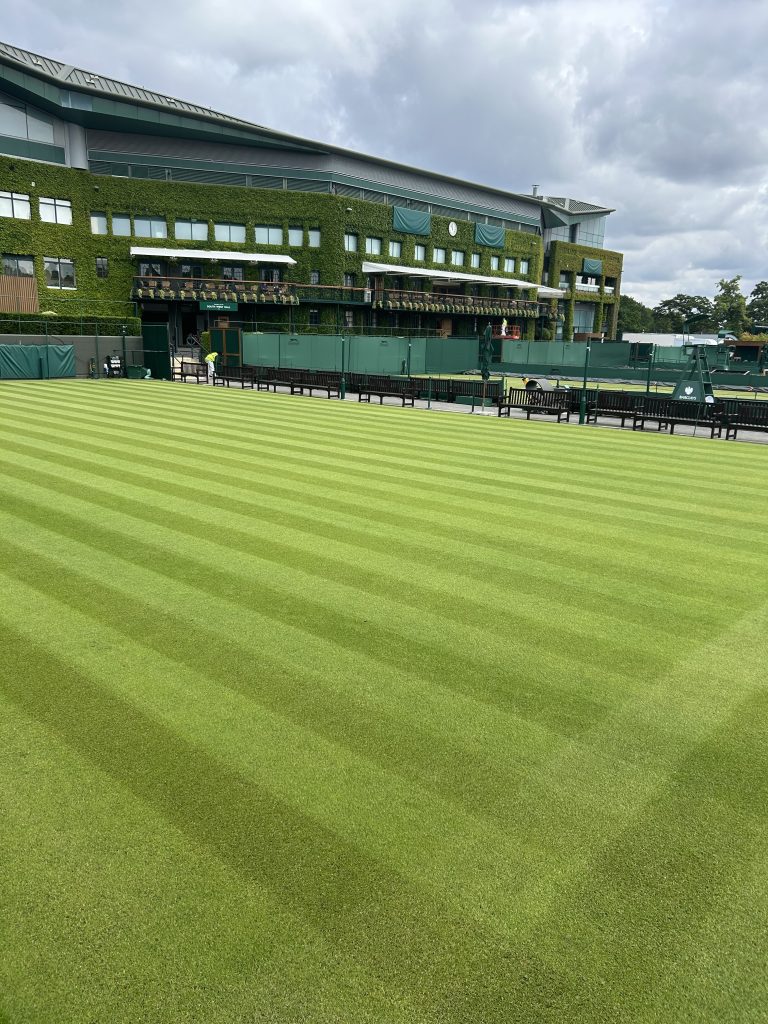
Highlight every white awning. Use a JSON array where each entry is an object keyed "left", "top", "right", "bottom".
[
  {"left": 130, "top": 246, "right": 297, "bottom": 265},
  {"left": 361, "top": 260, "right": 564, "bottom": 299}
]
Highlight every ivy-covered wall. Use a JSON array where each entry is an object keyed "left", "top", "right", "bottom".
[
  {"left": 1, "top": 156, "right": 620, "bottom": 337},
  {"left": 547, "top": 241, "right": 624, "bottom": 340}
]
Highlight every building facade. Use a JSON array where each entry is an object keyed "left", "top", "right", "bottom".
[{"left": 0, "top": 41, "right": 623, "bottom": 347}]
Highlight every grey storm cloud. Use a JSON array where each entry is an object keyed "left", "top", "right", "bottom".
[{"left": 4, "top": 0, "right": 768, "bottom": 306}]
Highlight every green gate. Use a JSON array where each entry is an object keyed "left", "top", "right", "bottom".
[{"left": 141, "top": 324, "right": 172, "bottom": 380}]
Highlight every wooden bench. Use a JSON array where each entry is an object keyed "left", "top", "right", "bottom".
[
  {"left": 716, "top": 398, "right": 768, "bottom": 440},
  {"left": 498, "top": 387, "right": 570, "bottom": 422},
  {"left": 173, "top": 360, "right": 208, "bottom": 384},
  {"left": 631, "top": 396, "right": 720, "bottom": 434},
  {"left": 213, "top": 365, "right": 256, "bottom": 389},
  {"left": 585, "top": 389, "right": 645, "bottom": 427},
  {"left": 357, "top": 375, "right": 416, "bottom": 407},
  {"left": 293, "top": 370, "right": 341, "bottom": 399}
]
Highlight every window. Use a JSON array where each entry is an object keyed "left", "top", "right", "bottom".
[
  {"left": 0, "top": 191, "right": 31, "bottom": 220},
  {"left": 139, "top": 261, "right": 165, "bottom": 277},
  {"left": 343, "top": 272, "right": 355, "bottom": 287},
  {"left": 490, "top": 256, "right": 499, "bottom": 271},
  {"left": 365, "top": 236, "right": 382, "bottom": 255},
  {"left": 175, "top": 219, "right": 208, "bottom": 241},
  {"left": 221, "top": 265, "right": 244, "bottom": 281},
  {"left": 414, "top": 244, "right": 425, "bottom": 261},
  {"left": 308, "top": 228, "right": 321, "bottom": 248},
  {"left": 39, "top": 197, "right": 72, "bottom": 225},
  {"left": 214, "top": 222, "right": 246, "bottom": 244},
  {"left": 180, "top": 263, "right": 203, "bottom": 278},
  {"left": 0, "top": 98, "right": 54, "bottom": 144},
  {"left": 112, "top": 213, "right": 131, "bottom": 236},
  {"left": 504, "top": 258, "right": 515, "bottom": 273},
  {"left": 344, "top": 232, "right": 358, "bottom": 252},
  {"left": 451, "top": 250, "right": 465, "bottom": 267},
  {"left": 259, "top": 267, "right": 281, "bottom": 282},
  {"left": 288, "top": 226, "right": 303, "bottom": 246},
  {"left": 255, "top": 225, "right": 283, "bottom": 245},
  {"left": 519, "top": 258, "right": 529, "bottom": 275},
  {"left": 470, "top": 253, "right": 480, "bottom": 269},
  {"left": 44, "top": 257, "right": 76, "bottom": 289},
  {"left": 134, "top": 216, "right": 167, "bottom": 239},
  {"left": 309, "top": 270, "right": 320, "bottom": 285},
  {"left": 389, "top": 240, "right": 402, "bottom": 258},
  {"left": 95, "top": 257, "right": 108, "bottom": 278},
  {"left": 309, "top": 309, "right": 320, "bottom": 327},
  {"left": 344, "top": 310, "right": 354, "bottom": 328},
  {"left": 2, "top": 254, "right": 34, "bottom": 277},
  {"left": 90, "top": 213, "right": 107, "bottom": 235},
  {"left": 433, "top": 247, "right": 446, "bottom": 264}
]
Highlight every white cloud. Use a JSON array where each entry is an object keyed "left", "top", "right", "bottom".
[{"left": 3, "top": 0, "right": 768, "bottom": 305}]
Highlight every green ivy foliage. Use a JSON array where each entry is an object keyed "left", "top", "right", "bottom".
[{"left": 548, "top": 241, "right": 624, "bottom": 340}]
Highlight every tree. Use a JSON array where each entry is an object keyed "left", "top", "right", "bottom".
[
  {"left": 652, "top": 294, "right": 715, "bottom": 333},
  {"left": 746, "top": 281, "right": 768, "bottom": 333},
  {"left": 617, "top": 295, "right": 655, "bottom": 335},
  {"left": 713, "top": 276, "right": 748, "bottom": 336}
]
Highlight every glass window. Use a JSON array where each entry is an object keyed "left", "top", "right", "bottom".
[
  {"left": 255, "top": 225, "right": 283, "bottom": 245},
  {"left": 414, "top": 244, "right": 425, "bottom": 261},
  {"left": 309, "top": 309, "right": 320, "bottom": 327},
  {"left": 309, "top": 270, "right": 320, "bottom": 285},
  {"left": 259, "top": 267, "right": 281, "bottom": 282},
  {"left": 180, "top": 263, "right": 203, "bottom": 278},
  {"left": 519, "top": 258, "right": 529, "bottom": 275},
  {"left": 44, "top": 257, "right": 76, "bottom": 289},
  {"left": 343, "top": 272, "right": 355, "bottom": 287},
  {"left": 389, "top": 240, "right": 402, "bottom": 258},
  {"left": 451, "top": 251, "right": 465, "bottom": 267},
  {"left": 490, "top": 256, "right": 500, "bottom": 271},
  {"left": 214, "top": 222, "right": 246, "bottom": 244},
  {"left": 2, "top": 254, "right": 34, "bottom": 277},
  {"left": 0, "top": 99, "right": 26, "bottom": 138},
  {"left": 134, "top": 216, "right": 167, "bottom": 238},
  {"left": 308, "top": 228, "right": 321, "bottom": 248},
  {"left": 288, "top": 226, "right": 303, "bottom": 246},
  {"left": 95, "top": 257, "right": 108, "bottom": 278},
  {"left": 39, "top": 197, "right": 72, "bottom": 225},
  {"left": 0, "top": 191, "right": 30, "bottom": 219},
  {"left": 470, "top": 253, "right": 480, "bottom": 268},
  {"left": 90, "top": 212, "right": 107, "bottom": 235},
  {"left": 504, "top": 257, "right": 515, "bottom": 273},
  {"left": 175, "top": 219, "right": 208, "bottom": 241},
  {"left": 433, "top": 247, "right": 446, "bottom": 264},
  {"left": 344, "top": 310, "right": 354, "bottom": 328},
  {"left": 139, "top": 261, "right": 165, "bottom": 277},
  {"left": 112, "top": 213, "right": 131, "bottom": 236},
  {"left": 26, "top": 111, "right": 54, "bottom": 144},
  {"left": 221, "top": 266, "right": 244, "bottom": 281},
  {"left": 344, "top": 232, "right": 358, "bottom": 252},
  {"left": 365, "top": 236, "right": 382, "bottom": 255}
]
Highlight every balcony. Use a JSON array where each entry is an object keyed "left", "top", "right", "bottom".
[
  {"left": 131, "top": 276, "right": 376, "bottom": 306},
  {"left": 373, "top": 288, "right": 552, "bottom": 319}
]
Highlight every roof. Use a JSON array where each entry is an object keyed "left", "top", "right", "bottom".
[
  {"left": 130, "top": 247, "right": 297, "bottom": 265},
  {"left": 0, "top": 39, "right": 612, "bottom": 218},
  {"left": 361, "top": 261, "right": 564, "bottom": 298}
]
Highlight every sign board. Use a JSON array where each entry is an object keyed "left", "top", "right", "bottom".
[{"left": 199, "top": 300, "right": 238, "bottom": 312}]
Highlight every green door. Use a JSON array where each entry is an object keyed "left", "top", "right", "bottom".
[{"left": 141, "top": 324, "right": 172, "bottom": 380}]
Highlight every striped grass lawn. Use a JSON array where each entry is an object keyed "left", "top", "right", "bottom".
[{"left": 1, "top": 379, "right": 767, "bottom": 1024}]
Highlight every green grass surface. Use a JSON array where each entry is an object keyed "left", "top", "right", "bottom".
[{"left": 1, "top": 379, "right": 767, "bottom": 1024}]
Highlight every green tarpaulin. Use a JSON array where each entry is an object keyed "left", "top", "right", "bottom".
[
  {"left": 583, "top": 257, "right": 603, "bottom": 275},
  {"left": 474, "top": 223, "right": 505, "bottom": 248},
  {"left": 0, "top": 344, "right": 75, "bottom": 379},
  {"left": 392, "top": 207, "right": 432, "bottom": 235}
]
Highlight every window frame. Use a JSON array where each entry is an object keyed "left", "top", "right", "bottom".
[
  {"left": 174, "top": 218, "right": 208, "bottom": 241},
  {"left": 288, "top": 226, "right": 304, "bottom": 247},
  {"left": 432, "top": 247, "right": 446, "bottom": 264},
  {"left": 1, "top": 253, "right": 34, "bottom": 277},
  {"left": 255, "top": 225, "right": 284, "bottom": 246},
  {"left": 213, "top": 222, "right": 246, "bottom": 244},
  {"left": 44, "top": 256, "right": 76, "bottom": 290},
  {"left": 308, "top": 228, "right": 321, "bottom": 248},
  {"left": 365, "top": 236, "right": 382, "bottom": 255},
  {"left": 134, "top": 215, "right": 167, "bottom": 239},
  {"left": 39, "top": 197, "right": 72, "bottom": 225},
  {"left": 95, "top": 256, "right": 109, "bottom": 279},
  {"left": 344, "top": 232, "right": 358, "bottom": 253}
]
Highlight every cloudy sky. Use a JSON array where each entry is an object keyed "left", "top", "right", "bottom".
[{"left": 4, "top": 0, "right": 768, "bottom": 305}]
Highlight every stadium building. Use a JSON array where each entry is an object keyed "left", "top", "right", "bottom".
[{"left": 0, "top": 40, "right": 623, "bottom": 359}]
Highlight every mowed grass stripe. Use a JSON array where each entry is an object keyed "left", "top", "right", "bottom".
[{"left": 1, "top": 380, "right": 767, "bottom": 1023}]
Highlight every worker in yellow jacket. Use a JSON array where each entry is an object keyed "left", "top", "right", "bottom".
[{"left": 204, "top": 350, "right": 218, "bottom": 384}]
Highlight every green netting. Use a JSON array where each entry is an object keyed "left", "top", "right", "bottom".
[
  {"left": 392, "top": 207, "right": 432, "bottom": 235},
  {"left": 474, "top": 223, "right": 505, "bottom": 248}
]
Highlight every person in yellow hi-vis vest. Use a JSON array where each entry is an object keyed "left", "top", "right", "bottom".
[{"left": 204, "top": 350, "right": 218, "bottom": 384}]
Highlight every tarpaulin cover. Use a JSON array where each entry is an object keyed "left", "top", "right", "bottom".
[
  {"left": 583, "top": 257, "right": 603, "bottom": 275},
  {"left": 0, "top": 344, "right": 75, "bottom": 378},
  {"left": 474, "top": 223, "right": 505, "bottom": 248},
  {"left": 392, "top": 207, "right": 432, "bottom": 235}
]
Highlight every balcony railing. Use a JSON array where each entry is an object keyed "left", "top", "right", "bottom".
[
  {"left": 374, "top": 288, "right": 552, "bottom": 318},
  {"left": 131, "top": 276, "right": 373, "bottom": 306}
]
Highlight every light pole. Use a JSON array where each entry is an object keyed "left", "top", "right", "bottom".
[
  {"left": 645, "top": 343, "right": 655, "bottom": 394},
  {"left": 578, "top": 342, "right": 591, "bottom": 424}
]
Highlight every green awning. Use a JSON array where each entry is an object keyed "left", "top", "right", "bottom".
[
  {"left": 474, "top": 223, "right": 505, "bottom": 248},
  {"left": 583, "top": 258, "right": 603, "bottom": 275},
  {"left": 393, "top": 207, "right": 432, "bottom": 235}
]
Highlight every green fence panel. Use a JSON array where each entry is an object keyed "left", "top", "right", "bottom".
[
  {"left": 0, "top": 344, "right": 43, "bottom": 378},
  {"left": 425, "top": 337, "right": 479, "bottom": 374},
  {"left": 141, "top": 324, "right": 172, "bottom": 380},
  {"left": 46, "top": 344, "right": 76, "bottom": 377}
]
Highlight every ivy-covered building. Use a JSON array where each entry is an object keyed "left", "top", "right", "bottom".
[{"left": 0, "top": 40, "right": 624, "bottom": 346}]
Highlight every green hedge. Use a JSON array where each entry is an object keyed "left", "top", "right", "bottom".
[{"left": 0, "top": 311, "right": 142, "bottom": 336}]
